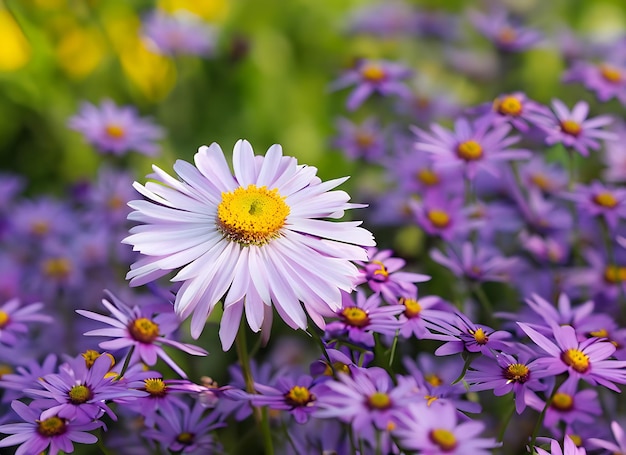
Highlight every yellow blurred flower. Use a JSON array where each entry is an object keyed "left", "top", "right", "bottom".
[
  {"left": 157, "top": 0, "right": 228, "bottom": 22},
  {"left": 0, "top": 9, "right": 30, "bottom": 71},
  {"left": 55, "top": 26, "right": 105, "bottom": 79}
]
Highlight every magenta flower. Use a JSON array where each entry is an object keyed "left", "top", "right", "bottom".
[
  {"left": 0, "top": 298, "right": 52, "bottom": 346},
  {"left": 518, "top": 323, "right": 626, "bottom": 391},
  {"left": 535, "top": 99, "right": 616, "bottom": 156},
  {"left": 588, "top": 421, "right": 626, "bottom": 454},
  {"left": 0, "top": 400, "right": 103, "bottom": 455},
  {"left": 413, "top": 117, "right": 531, "bottom": 180},
  {"left": 330, "top": 58, "right": 413, "bottom": 111},
  {"left": 393, "top": 401, "right": 499, "bottom": 454},
  {"left": 469, "top": 9, "right": 542, "bottom": 53},
  {"left": 535, "top": 436, "right": 587, "bottom": 455},
  {"left": 355, "top": 247, "right": 430, "bottom": 304},
  {"left": 562, "top": 180, "right": 626, "bottom": 230},
  {"left": 563, "top": 60, "right": 626, "bottom": 105},
  {"left": 142, "top": 10, "right": 217, "bottom": 57},
  {"left": 68, "top": 99, "right": 164, "bottom": 156},
  {"left": 77, "top": 290, "right": 207, "bottom": 378}
]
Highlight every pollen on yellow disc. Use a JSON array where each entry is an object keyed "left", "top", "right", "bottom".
[
  {"left": 561, "top": 348, "right": 590, "bottom": 373},
  {"left": 604, "top": 265, "right": 626, "bottom": 283},
  {"left": 129, "top": 318, "right": 160, "bottom": 343},
  {"left": 456, "top": 140, "right": 483, "bottom": 161},
  {"left": 285, "top": 386, "right": 313, "bottom": 406},
  {"left": 341, "top": 307, "right": 370, "bottom": 328},
  {"left": 105, "top": 124, "right": 126, "bottom": 139},
  {"left": 504, "top": 363, "right": 529, "bottom": 383},
  {"left": 495, "top": 96, "right": 522, "bottom": 116},
  {"left": 144, "top": 378, "right": 167, "bottom": 396},
  {"left": 69, "top": 384, "right": 92, "bottom": 404},
  {"left": 429, "top": 428, "right": 457, "bottom": 451},
  {"left": 560, "top": 120, "right": 582, "bottom": 136},
  {"left": 217, "top": 185, "right": 289, "bottom": 246},
  {"left": 0, "top": 310, "right": 9, "bottom": 329},
  {"left": 400, "top": 297, "right": 422, "bottom": 318},
  {"left": 427, "top": 209, "right": 451, "bottom": 228},
  {"left": 0, "top": 9, "right": 31, "bottom": 72},
  {"left": 470, "top": 328, "right": 489, "bottom": 345},
  {"left": 37, "top": 416, "right": 66, "bottom": 437}
]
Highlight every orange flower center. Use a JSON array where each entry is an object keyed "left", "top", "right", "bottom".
[
  {"left": 456, "top": 140, "right": 483, "bottom": 161},
  {"left": 361, "top": 64, "right": 386, "bottom": 83},
  {"left": 37, "top": 416, "right": 67, "bottom": 437},
  {"left": 560, "top": 120, "right": 582, "bottom": 136},
  {"left": 429, "top": 428, "right": 457, "bottom": 451},
  {"left": 341, "top": 307, "right": 370, "bottom": 328},
  {"left": 323, "top": 361, "right": 351, "bottom": 376},
  {"left": 129, "top": 317, "right": 160, "bottom": 343},
  {"left": 144, "top": 378, "right": 167, "bottom": 397},
  {"left": 43, "top": 257, "right": 72, "bottom": 279},
  {"left": 497, "top": 26, "right": 517, "bottom": 44},
  {"left": 355, "top": 131, "right": 375, "bottom": 148},
  {"left": 417, "top": 168, "right": 440, "bottom": 186},
  {"left": 600, "top": 63, "right": 622, "bottom": 83},
  {"left": 604, "top": 265, "right": 626, "bottom": 283},
  {"left": 495, "top": 96, "right": 522, "bottom": 116},
  {"left": 425, "top": 373, "right": 443, "bottom": 387},
  {"left": 504, "top": 363, "right": 529, "bottom": 383},
  {"left": 400, "top": 297, "right": 422, "bottom": 318},
  {"left": 561, "top": 348, "right": 590, "bottom": 373},
  {"left": 105, "top": 124, "right": 125, "bottom": 139},
  {"left": 0, "top": 310, "right": 9, "bottom": 328},
  {"left": 551, "top": 392, "right": 574, "bottom": 411},
  {"left": 593, "top": 192, "right": 618, "bottom": 208},
  {"left": 427, "top": 209, "right": 451, "bottom": 228}
]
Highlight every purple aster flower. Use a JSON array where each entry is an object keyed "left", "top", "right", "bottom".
[
  {"left": 410, "top": 191, "right": 475, "bottom": 241},
  {"left": 565, "top": 246, "right": 626, "bottom": 305},
  {"left": 77, "top": 290, "right": 207, "bottom": 378},
  {"left": 588, "top": 421, "right": 626, "bottom": 454},
  {"left": 519, "top": 157, "right": 568, "bottom": 194},
  {"left": 511, "top": 186, "right": 573, "bottom": 235},
  {"left": 309, "top": 347, "right": 356, "bottom": 379},
  {"left": 330, "top": 58, "right": 413, "bottom": 111},
  {"left": 345, "top": 2, "right": 419, "bottom": 37},
  {"left": 526, "top": 377, "right": 602, "bottom": 428},
  {"left": 0, "top": 353, "right": 57, "bottom": 403},
  {"left": 85, "top": 166, "right": 136, "bottom": 226},
  {"left": 325, "top": 290, "right": 403, "bottom": 347},
  {"left": 464, "top": 351, "right": 549, "bottom": 414},
  {"left": 413, "top": 117, "right": 531, "bottom": 180},
  {"left": 142, "top": 401, "right": 224, "bottom": 453},
  {"left": 355, "top": 247, "right": 430, "bottom": 304},
  {"left": 563, "top": 60, "right": 626, "bottom": 104},
  {"left": 535, "top": 436, "right": 587, "bottom": 455},
  {"left": 471, "top": 92, "right": 550, "bottom": 132},
  {"left": 397, "top": 293, "right": 454, "bottom": 339},
  {"left": 393, "top": 401, "right": 499, "bottom": 454},
  {"left": 534, "top": 99, "right": 616, "bottom": 156},
  {"left": 469, "top": 8, "right": 542, "bottom": 53},
  {"left": 11, "top": 197, "right": 74, "bottom": 241},
  {"left": 561, "top": 180, "right": 626, "bottom": 231},
  {"left": 519, "top": 231, "right": 570, "bottom": 265},
  {"left": 123, "top": 140, "right": 375, "bottom": 350},
  {"left": 395, "top": 82, "right": 462, "bottom": 125},
  {"left": 315, "top": 366, "right": 417, "bottom": 435},
  {"left": 142, "top": 10, "right": 217, "bottom": 57},
  {"left": 602, "top": 121, "right": 626, "bottom": 183},
  {"left": 518, "top": 323, "right": 626, "bottom": 391},
  {"left": 0, "top": 298, "right": 52, "bottom": 346},
  {"left": 332, "top": 116, "right": 386, "bottom": 162},
  {"left": 68, "top": 99, "right": 164, "bottom": 156},
  {"left": 0, "top": 400, "right": 103, "bottom": 455}
]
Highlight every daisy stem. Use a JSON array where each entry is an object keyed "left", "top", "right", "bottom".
[
  {"left": 116, "top": 345, "right": 135, "bottom": 380},
  {"left": 451, "top": 352, "right": 477, "bottom": 385},
  {"left": 310, "top": 328, "right": 335, "bottom": 376},
  {"left": 388, "top": 330, "right": 399, "bottom": 368},
  {"left": 235, "top": 323, "right": 274, "bottom": 455},
  {"left": 529, "top": 378, "right": 562, "bottom": 451},
  {"left": 471, "top": 284, "right": 497, "bottom": 327},
  {"left": 497, "top": 398, "right": 515, "bottom": 443}
]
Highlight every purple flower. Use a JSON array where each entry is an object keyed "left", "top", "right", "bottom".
[
  {"left": 0, "top": 354, "right": 57, "bottom": 403},
  {"left": 535, "top": 99, "right": 616, "bottom": 156},
  {"left": 602, "top": 121, "right": 626, "bottom": 183},
  {"left": 562, "top": 180, "right": 626, "bottom": 230},
  {"left": 0, "top": 400, "right": 103, "bottom": 455},
  {"left": 249, "top": 374, "right": 320, "bottom": 424},
  {"left": 519, "top": 157, "right": 568, "bottom": 194},
  {"left": 68, "top": 99, "right": 164, "bottom": 156},
  {"left": 471, "top": 92, "right": 550, "bottom": 132},
  {"left": 393, "top": 401, "right": 499, "bottom": 454},
  {"left": 535, "top": 436, "right": 587, "bottom": 455},
  {"left": 345, "top": 2, "right": 419, "bottom": 37},
  {"left": 410, "top": 191, "right": 474, "bottom": 241},
  {"left": 518, "top": 323, "right": 626, "bottom": 391},
  {"left": 330, "top": 59, "right": 413, "bottom": 111},
  {"left": 563, "top": 60, "right": 626, "bottom": 105},
  {"left": 469, "top": 8, "right": 542, "bottom": 53},
  {"left": 397, "top": 293, "right": 453, "bottom": 339},
  {"left": 588, "top": 421, "right": 626, "bottom": 454},
  {"left": 413, "top": 117, "right": 531, "bottom": 180},
  {"left": 332, "top": 116, "right": 386, "bottom": 162},
  {"left": 142, "top": 10, "right": 217, "bottom": 57},
  {"left": 77, "top": 290, "right": 207, "bottom": 378},
  {"left": 325, "top": 290, "right": 403, "bottom": 347},
  {"left": 0, "top": 298, "right": 52, "bottom": 346}
]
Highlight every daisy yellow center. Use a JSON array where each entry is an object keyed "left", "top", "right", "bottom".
[
  {"left": 600, "top": 64, "right": 622, "bottom": 83},
  {"left": 425, "top": 373, "right": 443, "bottom": 387},
  {"left": 0, "top": 310, "right": 9, "bottom": 328},
  {"left": 427, "top": 209, "right": 451, "bottom": 228},
  {"left": 341, "top": 307, "right": 370, "bottom": 328},
  {"left": 429, "top": 428, "right": 457, "bottom": 452},
  {"left": 604, "top": 265, "right": 626, "bottom": 283},
  {"left": 368, "top": 392, "right": 391, "bottom": 410},
  {"left": 105, "top": 124, "right": 125, "bottom": 139},
  {"left": 470, "top": 328, "right": 489, "bottom": 345},
  {"left": 593, "top": 192, "right": 618, "bottom": 208},
  {"left": 217, "top": 185, "right": 289, "bottom": 246},
  {"left": 129, "top": 318, "right": 160, "bottom": 343},
  {"left": 560, "top": 120, "right": 582, "bottom": 136},
  {"left": 361, "top": 64, "right": 386, "bottom": 82},
  {"left": 498, "top": 26, "right": 517, "bottom": 44},
  {"left": 495, "top": 96, "right": 522, "bottom": 116},
  {"left": 417, "top": 168, "right": 440, "bottom": 186},
  {"left": 69, "top": 384, "right": 92, "bottom": 404},
  {"left": 530, "top": 173, "right": 551, "bottom": 191},
  {"left": 37, "top": 416, "right": 66, "bottom": 437},
  {"left": 371, "top": 260, "right": 389, "bottom": 279},
  {"left": 457, "top": 140, "right": 483, "bottom": 161},
  {"left": 43, "top": 258, "right": 72, "bottom": 279},
  {"left": 355, "top": 131, "right": 375, "bottom": 147},
  {"left": 285, "top": 386, "right": 314, "bottom": 406},
  {"left": 323, "top": 361, "right": 351, "bottom": 376},
  {"left": 551, "top": 392, "right": 574, "bottom": 411},
  {"left": 504, "top": 363, "right": 529, "bottom": 384},
  {"left": 176, "top": 432, "right": 195, "bottom": 445},
  {"left": 568, "top": 434, "right": 583, "bottom": 447},
  {"left": 144, "top": 378, "right": 167, "bottom": 397},
  {"left": 400, "top": 297, "right": 421, "bottom": 318},
  {"left": 81, "top": 350, "right": 115, "bottom": 369},
  {"left": 561, "top": 348, "right": 590, "bottom": 373}
]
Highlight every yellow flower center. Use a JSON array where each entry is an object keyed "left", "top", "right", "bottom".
[
  {"left": 341, "top": 307, "right": 370, "bottom": 328},
  {"left": 495, "top": 96, "right": 522, "bottom": 116},
  {"left": 105, "top": 124, "right": 125, "bottom": 139},
  {"left": 217, "top": 185, "right": 289, "bottom": 246},
  {"left": 285, "top": 385, "right": 314, "bottom": 406},
  {"left": 600, "top": 63, "right": 622, "bottom": 83},
  {"left": 176, "top": 432, "right": 195, "bottom": 445},
  {"left": 323, "top": 361, "right": 351, "bottom": 376},
  {"left": 43, "top": 257, "right": 72, "bottom": 279},
  {"left": 371, "top": 260, "right": 389, "bottom": 279},
  {"left": 530, "top": 173, "right": 551, "bottom": 191},
  {"left": 368, "top": 392, "right": 391, "bottom": 410},
  {"left": 361, "top": 64, "right": 386, "bottom": 83},
  {"left": 400, "top": 297, "right": 421, "bottom": 318},
  {"left": 81, "top": 350, "right": 115, "bottom": 370},
  {"left": 551, "top": 392, "right": 574, "bottom": 411},
  {"left": 429, "top": 428, "right": 457, "bottom": 451},
  {"left": 69, "top": 384, "right": 92, "bottom": 404},
  {"left": 589, "top": 328, "right": 609, "bottom": 339},
  {"left": 144, "top": 378, "right": 167, "bottom": 397},
  {"left": 417, "top": 168, "right": 440, "bottom": 186},
  {"left": 427, "top": 209, "right": 451, "bottom": 228},
  {"left": 560, "top": 120, "right": 582, "bottom": 136},
  {"left": 497, "top": 26, "right": 517, "bottom": 44},
  {"left": 470, "top": 328, "right": 489, "bottom": 345},
  {"left": 593, "top": 192, "right": 618, "bottom": 208},
  {"left": 0, "top": 310, "right": 9, "bottom": 328},
  {"left": 604, "top": 265, "right": 626, "bottom": 283},
  {"left": 37, "top": 416, "right": 66, "bottom": 437},
  {"left": 355, "top": 131, "right": 375, "bottom": 148},
  {"left": 568, "top": 434, "right": 583, "bottom": 447},
  {"left": 425, "top": 373, "right": 443, "bottom": 387},
  {"left": 456, "top": 140, "right": 483, "bottom": 161},
  {"left": 504, "top": 363, "right": 529, "bottom": 384},
  {"left": 561, "top": 348, "right": 590, "bottom": 373},
  {"left": 129, "top": 318, "right": 160, "bottom": 343}
]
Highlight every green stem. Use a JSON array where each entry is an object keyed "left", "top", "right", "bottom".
[
  {"left": 388, "top": 330, "right": 399, "bottom": 369},
  {"left": 451, "top": 352, "right": 476, "bottom": 385},
  {"left": 497, "top": 398, "right": 516, "bottom": 443},
  {"left": 347, "top": 425, "right": 358, "bottom": 455},
  {"left": 310, "top": 328, "right": 335, "bottom": 376},
  {"left": 115, "top": 345, "right": 135, "bottom": 380},
  {"left": 472, "top": 284, "right": 497, "bottom": 327},
  {"left": 529, "top": 379, "right": 562, "bottom": 451}
]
